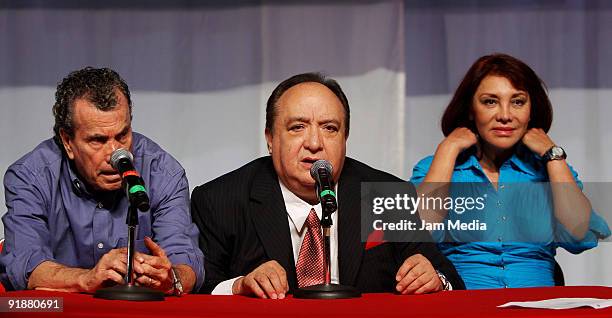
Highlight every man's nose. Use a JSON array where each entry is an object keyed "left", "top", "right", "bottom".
[
  {"left": 304, "top": 127, "right": 323, "bottom": 152},
  {"left": 105, "top": 141, "right": 121, "bottom": 165}
]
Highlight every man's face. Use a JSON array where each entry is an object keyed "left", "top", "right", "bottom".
[
  {"left": 265, "top": 82, "right": 347, "bottom": 204},
  {"left": 60, "top": 91, "right": 133, "bottom": 192}
]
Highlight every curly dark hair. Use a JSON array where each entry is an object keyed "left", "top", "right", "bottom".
[{"left": 52, "top": 67, "right": 132, "bottom": 146}]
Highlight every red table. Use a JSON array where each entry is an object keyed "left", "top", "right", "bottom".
[{"left": 1, "top": 286, "right": 611, "bottom": 318}]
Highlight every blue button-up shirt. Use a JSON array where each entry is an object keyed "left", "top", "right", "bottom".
[
  {"left": 0, "top": 132, "right": 204, "bottom": 291},
  {"left": 410, "top": 148, "right": 610, "bottom": 289}
]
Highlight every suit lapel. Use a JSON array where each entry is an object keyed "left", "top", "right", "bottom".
[
  {"left": 337, "top": 159, "right": 365, "bottom": 286},
  {"left": 249, "top": 158, "right": 298, "bottom": 289}
]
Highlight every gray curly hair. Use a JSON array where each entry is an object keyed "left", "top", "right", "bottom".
[{"left": 52, "top": 67, "right": 132, "bottom": 146}]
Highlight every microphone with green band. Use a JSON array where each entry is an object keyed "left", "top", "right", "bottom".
[
  {"left": 111, "top": 148, "right": 150, "bottom": 211},
  {"left": 310, "top": 160, "right": 337, "bottom": 213}
]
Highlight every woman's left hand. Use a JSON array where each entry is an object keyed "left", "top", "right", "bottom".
[{"left": 521, "top": 128, "right": 556, "bottom": 157}]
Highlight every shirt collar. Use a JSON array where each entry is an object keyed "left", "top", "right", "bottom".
[
  {"left": 454, "top": 151, "right": 481, "bottom": 171},
  {"left": 279, "top": 179, "right": 339, "bottom": 234},
  {"left": 63, "top": 155, "right": 122, "bottom": 204},
  {"left": 454, "top": 145, "right": 539, "bottom": 176},
  {"left": 508, "top": 147, "right": 540, "bottom": 176},
  {"left": 63, "top": 156, "right": 93, "bottom": 198}
]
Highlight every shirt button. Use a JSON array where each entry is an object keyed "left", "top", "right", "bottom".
[
  {"left": 97, "top": 242, "right": 104, "bottom": 249},
  {"left": 97, "top": 202, "right": 103, "bottom": 209}
]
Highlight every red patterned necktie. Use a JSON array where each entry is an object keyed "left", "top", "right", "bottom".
[{"left": 295, "top": 208, "right": 325, "bottom": 288}]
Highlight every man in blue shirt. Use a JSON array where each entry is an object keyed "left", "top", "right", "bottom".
[{"left": 0, "top": 67, "right": 204, "bottom": 294}]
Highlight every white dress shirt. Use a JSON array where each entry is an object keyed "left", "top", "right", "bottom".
[{"left": 212, "top": 179, "right": 339, "bottom": 295}]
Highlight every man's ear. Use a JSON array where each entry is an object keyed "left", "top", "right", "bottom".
[
  {"left": 60, "top": 129, "right": 75, "bottom": 160},
  {"left": 264, "top": 128, "right": 273, "bottom": 154}
]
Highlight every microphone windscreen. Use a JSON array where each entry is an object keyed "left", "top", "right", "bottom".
[
  {"left": 310, "top": 159, "right": 333, "bottom": 179},
  {"left": 110, "top": 148, "right": 134, "bottom": 170}
]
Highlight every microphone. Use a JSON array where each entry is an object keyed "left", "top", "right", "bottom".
[
  {"left": 110, "top": 148, "right": 150, "bottom": 211},
  {"left": 310, "top": 160, "right": 337, "bottom": 213}
]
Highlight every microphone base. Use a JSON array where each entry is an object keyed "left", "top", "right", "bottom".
[
  {"left": 94, "top": 284, "right": 165, "bottom": 301},
  {"left": 293, "top": 283, "right": 361, "bottom": 299}
]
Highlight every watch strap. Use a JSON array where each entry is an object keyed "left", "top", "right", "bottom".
[
  {"left": 436, "top": 270, "right": 452, "bottom": 291},
  {"left": 170, "top": 266, "right": 184, "bottom": 297}
]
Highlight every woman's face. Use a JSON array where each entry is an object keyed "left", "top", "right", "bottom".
[{"left": 471, "top": 75, "right": 531, "bottom": 152}]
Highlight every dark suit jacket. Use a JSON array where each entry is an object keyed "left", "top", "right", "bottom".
[{"left": 191, "top": 156, "right": 465, "bottom": 293}]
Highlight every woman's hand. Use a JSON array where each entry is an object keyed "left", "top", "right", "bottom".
[
  {"left": 521, "top": 128, "right": 555, "bottom": 157},
  {"left": 440, "top": 127, "right": 478, "bottom": 155}
]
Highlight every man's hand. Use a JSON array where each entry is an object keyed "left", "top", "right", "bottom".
[
  {"left": 395, "top": 254, "right": 443, "bottom": 295},
  {"left": 232, "top": 260, "right": 288, "bottom": 299},
  {"left": 78, "top": 248, "right": 128, "bottom": 293},
  {"left": 133, "top": 237, "right": 173, "bottom": 293}
]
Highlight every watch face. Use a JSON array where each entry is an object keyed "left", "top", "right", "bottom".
[{"left": 552, "top": 147, "right": 564, "bottom": 157}]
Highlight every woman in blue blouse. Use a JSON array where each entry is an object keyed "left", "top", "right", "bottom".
[{"left": 410, "top": 53, "right": 610, "bottom": 289}]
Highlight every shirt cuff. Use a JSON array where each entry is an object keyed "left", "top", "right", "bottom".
[
  {"left": 436, "top": 270, "right": 452, "bottom": 291},
  {"left": 211, "top": 276, "right": 243, "bottom": 295},
  {"left": 8, "top": 249, "right": 54, "bottom": 290},
  {"left": 167, "top": 252, "right": 204, "bottom": 292}
]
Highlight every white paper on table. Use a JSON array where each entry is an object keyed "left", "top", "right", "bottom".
[{"left": 498, "top": 298, "right": 612, "bottom": 310}]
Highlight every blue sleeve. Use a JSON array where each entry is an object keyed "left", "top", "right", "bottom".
[
  {"left": 0, "top": 165, "right": 55, "bottom": 290},
  {"left": 409, "top": 155, "right": 434, "bottom": 186},
  {"left": 555, "top": 164, "right": 611, "bottom": 254},
  {"left": 149, "top": 164, "right": 205, "bottom": 291},
  {"left": 408, "top": 155, "right": 447, "bottom": 242}
]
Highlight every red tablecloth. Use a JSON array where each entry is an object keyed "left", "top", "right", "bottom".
[{"left": 1, "top": 286, "right": 611, "bottom": 318}]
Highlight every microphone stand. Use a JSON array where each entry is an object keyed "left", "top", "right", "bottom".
[
  {"left": 293, "top": 201, "right": 361, "bottom": 299},
  {"left": 94, "top": 204, "right": 164, "bottom": 301}
]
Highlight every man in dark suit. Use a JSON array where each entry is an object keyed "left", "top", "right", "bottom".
[{"left": 191, "top": 73, "right": 464, "bottom": 298}]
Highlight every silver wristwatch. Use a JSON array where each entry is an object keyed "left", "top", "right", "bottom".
[
  {"left": 170, "top": 267, "right": 184, "bottom": 296},
  {"left": 436, "top": 270, "right": 452, "bottom": 291},
  {"left": 542, "top": 145, "right": 566, "bottom": 162}
]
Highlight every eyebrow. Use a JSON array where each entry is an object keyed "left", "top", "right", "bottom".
[
  {"left": 85, "top": 134, "right": 108, "bottom": 142},
  {"left": 116, "top": 126, "right": 130, "bottom": 136},
  {"left": 286, "top": 116, "right": 311, "bottom": 124},
  {"left": 479, "top": 92, "right": 528, "bottom": 98},
  {"left": 85, "top": 125, "right": 130, "bottom": 141},
  {"left": 318, "top": 119, "right": 340, "bottom": 126},
  {"left": 285, "top": 117, "right": 340, "bottom": 126}
]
